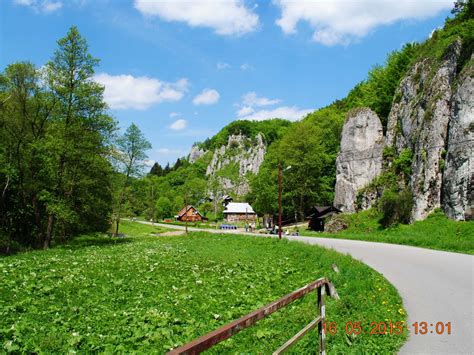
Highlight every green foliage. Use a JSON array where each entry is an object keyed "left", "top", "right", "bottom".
[
  {"left": 251, "top": 105, "right": 345, "bottom": 220},
  {"left": 0, "top": 27, "right": 116, "bottom": 250},
  {"left": 0, "top": 221, "right": 406, "bottom": 353},
  {"left": 198, "top": 119, "right": 291, "bottom": 150},
  {"left": 379, "top": 189, "right": 414, "bottom": 228},
  {"left": 393, "top": 148, "right": 413, "bottom": 178},
  {"left": 155, "top": 197, "right": 173, "bottom": 219},
  {"left": 344, "top": 43, "right": 418, "bottom": 127}
]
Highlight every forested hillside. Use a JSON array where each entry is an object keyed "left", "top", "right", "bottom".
[{"left": 145, "top": 1, "right": 472, "bottom": 224}]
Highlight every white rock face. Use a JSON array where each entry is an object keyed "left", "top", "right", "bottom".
[
  {"left": 443, "top": 63, "right": 474, "bottom": 220},
  {"left": 206, "top": 133, "right": 266, "bottom": 195},
  {"left": 188, "top": 145, "right": 205, "bottom": 163},
  {"left": 334, "top": 108, "right": 385, "bottom": 212},
  {"left": 386, "top": 40, "right": 462, "bottom": 220}
]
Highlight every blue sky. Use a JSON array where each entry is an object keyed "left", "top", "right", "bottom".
[{"left": 1, "top": 0, "right": 454, "bottom": 167}]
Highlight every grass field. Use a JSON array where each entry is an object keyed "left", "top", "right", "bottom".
[
  {"left": 1, "top": 221, "right": 407, "bottom": 353},
  {"left": 303, "top": 209, "right": 474, "bottom": 255}
]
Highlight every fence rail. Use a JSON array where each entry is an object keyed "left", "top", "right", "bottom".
[{"left": 168, "top": 277, "right": 339, "bottom": 355}]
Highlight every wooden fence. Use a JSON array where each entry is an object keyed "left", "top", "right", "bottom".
[{"left": 168, "top": 277, "right": 339, "bottom": 355}]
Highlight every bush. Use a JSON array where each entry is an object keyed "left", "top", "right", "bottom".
[{"left": 379, "top": 189, "right": 413, "bottom": 228}]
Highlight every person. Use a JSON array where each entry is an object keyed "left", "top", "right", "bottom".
[
  {"left": 245, "top": 222, "right": 249, "bottom": 232},
  {"left": 251, "top": 222, "right": 255, "bottom": 232}
]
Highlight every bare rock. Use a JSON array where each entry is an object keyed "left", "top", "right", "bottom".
[
  {"left": 443, "top": 61, "right": 474, "bottom": 220},
  {"left": 386, "top": 40, "right": 461, "bottom": 220},
  {"left": 334, "top": 108, "right": 385, "bottom": 212}
]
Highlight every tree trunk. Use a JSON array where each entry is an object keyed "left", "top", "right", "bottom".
[
  {"left": 44, "top": 214, "right": 54, "bottom": 249},
  {"left": 115, "top": 217, "right": 120, "bottom": 237}
]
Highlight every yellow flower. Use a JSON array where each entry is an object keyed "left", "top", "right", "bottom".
[{"left": 398, "top": 308, "right": 405, "bottom": 315}]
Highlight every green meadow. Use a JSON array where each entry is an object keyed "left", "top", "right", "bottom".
[{"left": 1, "top": 221, "right": 406, "bottom": 353}]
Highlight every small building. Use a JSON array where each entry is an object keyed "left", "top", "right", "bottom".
[
  {"left": 176, "top": 205, "right": 206, "bottom": 222},
  {"left": 307, "top": 206, "right": 341, "bottom": 232},
  {"left": 222, "top": 195, "right": 233, "bottom": 206},
  {"left": 224, "top": 202, "right": 257, "bottom": 222}
]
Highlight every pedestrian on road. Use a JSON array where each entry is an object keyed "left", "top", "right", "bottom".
[{"left": 245, "top": 222, "right": 248, "bottom": 232}]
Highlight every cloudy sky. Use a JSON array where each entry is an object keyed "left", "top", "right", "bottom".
[{"left": 1, "top": 0, "right": 454, "bottom": 166}]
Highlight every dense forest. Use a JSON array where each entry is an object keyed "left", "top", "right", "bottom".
[{"left": 1, "top": 1, "right": 472, "bottom": 252}]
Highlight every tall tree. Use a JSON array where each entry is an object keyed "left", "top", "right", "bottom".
[
  {"left": 113, "top": 123, "right": 151, "bottom": 236},
  {"left": 42, "top": 26, "right": 115, "bottom": 248}
]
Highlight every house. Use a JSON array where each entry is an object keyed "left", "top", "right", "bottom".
[
  {"left": 222, "top": 195, "right": 233, "bottom": 206},
  {"left": 307, "top": 206, "right": 341, "bottom": 231},
  {"left": 223, "top": 202, "right": 257, "bottom": 222},
  {"left": 176, "top": 205, "right": 206, "bottom": 222}
]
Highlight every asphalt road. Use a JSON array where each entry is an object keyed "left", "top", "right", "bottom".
[{"left": 139, "top": 221, "right": 474, "bottom": 354}]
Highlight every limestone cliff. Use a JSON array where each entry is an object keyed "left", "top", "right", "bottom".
[
  {"left": 443, "top": 60, "right": 474, "bottom": 220},
  {"left": 334, "top": 108, "right": 385, "bottom": 212},
  {"left": 334, "top": 40, "right": 473, "bottom": 221},
  {"left": 190, "top": 133, "right": 266, "bottom": 196}
]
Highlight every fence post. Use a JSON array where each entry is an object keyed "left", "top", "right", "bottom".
[{"left": 318, "top": 286, "right": 326, "bottom": 355}]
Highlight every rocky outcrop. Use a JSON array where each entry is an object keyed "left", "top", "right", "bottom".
[
  {"left": 443, "top": 62, "right": 474, "bottom": 220},
  {"left": 334, "top": 108, "right": 385, "bottom": 212},
  {"left": 386, "top": 40, "right": 463, "bottom": 220},
  {"left": 188, "top": 145, "right": 205, "bottom": 163},
  {"left": 206, "top": 133, "right": 266, "bottom": 195}
]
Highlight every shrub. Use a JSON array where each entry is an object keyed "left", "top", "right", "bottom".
[{"left": 379, "top": 189, "right": 414, "bottom": 228}]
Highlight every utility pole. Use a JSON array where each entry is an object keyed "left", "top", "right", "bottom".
[
  {"left": 151, "top": 185, "right": 155, "bottom": 226},
  {"left": 278, "top": 164, "right": 291, "bottom": 240},
  {"left": 278, "top": 162, "right": 282, "bottom": 240}
]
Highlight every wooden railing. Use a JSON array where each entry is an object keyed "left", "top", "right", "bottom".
[{"left": 168, "top": 277, "right": 339, "bottom": 355}]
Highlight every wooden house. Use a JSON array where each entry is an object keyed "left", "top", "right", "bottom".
[
  {"left": 307, "top": 206, "right": 341, "bottom": 231},
  {"left": 176, "top": 205, "right": 206, "bottom": 222},
  {"left": 223, "top": 202, "right": 257, "bottom": 222}
]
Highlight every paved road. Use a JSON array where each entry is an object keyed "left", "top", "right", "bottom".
[{"left": 139, "top": 221, "right": 474, "bottom": 354}]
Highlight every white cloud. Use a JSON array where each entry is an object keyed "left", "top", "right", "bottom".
[
  {"left": 237, "top": 106, "right": 255, "bottom": 117},
  {"left": 193, "top": 89, "right": 220, "bottom": 105},
  {"left": 239, "top": 106, "right": 313, "bottom": 122},
  {"left": 240, "top": 63, "right": 254, "bottom": 71},
  {"left": 156, "top": 148, "right": 185, "bottom": 155},
  {"left": 274, "top": 0, "right": 453, "bottom": 45},
  {"left": 14, "top": 0, "right": 63, "bottom": 13},
  {"left": 143, "top": 159, "right": 156, "bottom": 167},
  {"left": 134, "top": 0, "right": 259, "bottom": 36},
  {"left": 94, "top": 73, "right": 189, "bottom": 110},
  {"left": 242, "top": 92, "right": 281, "bottom": 107},
  {"left": 170, "top": 119, "right": 188, "bottom": 130},
  {"left": 169, "top": 112, "right": 180, "bottom": 118},
  {"left": 217, "top": 62, "right": 231, "bottom": 70}
]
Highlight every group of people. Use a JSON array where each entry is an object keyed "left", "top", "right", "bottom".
[{"left": 244, "top": 222, "right": 256, "bottom": 233}]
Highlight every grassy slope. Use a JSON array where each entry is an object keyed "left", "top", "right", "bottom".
[
  {"left": 303, "top": 210, "right": 474, "bottom": 254},
  {"left": 1, "top": 221, "right": 406, "bottom": 353}
]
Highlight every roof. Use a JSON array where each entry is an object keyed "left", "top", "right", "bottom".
[
  {"left": 307, "top": 206, "right": 341, "bottom": 219},
  {"left": 177, "top": 205, "right": 202, "bottom": 218},
  {"left": 223, "top": 202, "right": 255, "bottom": 214}
]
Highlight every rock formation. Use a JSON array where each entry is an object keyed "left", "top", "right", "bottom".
[
  {"left": 334, "top": 108, "right": 385, "bottom": 212},
  {"left": 443, "top": 61, "right": 474, "bottom": 220},
  {"left": 335, "top": 40, "right": 473, "bottom": 221},
  {"left": 205, "top": 133, "right": 266, "bottom": 196},
  {"left": 386, "top": 40, "right": 462, "bottom": 220},
  {"left": 188, "top": 145, "right": 205, "bottom": 163}
]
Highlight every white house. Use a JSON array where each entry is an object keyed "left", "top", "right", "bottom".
[{"left": 223, "top": 202, "right": 257, "bottom": 222}]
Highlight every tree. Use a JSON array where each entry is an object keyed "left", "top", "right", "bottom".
[
  {"left": 113, "top": 123, "right": 151, "bottom": 236},
  {"left": 149, "top": 162, "right": 163, "bottom": 176},
  {"left": 155, "top": 197, "right": 173, "bottom": 220},
  {"left": 41, "top": 26, "right": 115, "bottom": 248}
]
